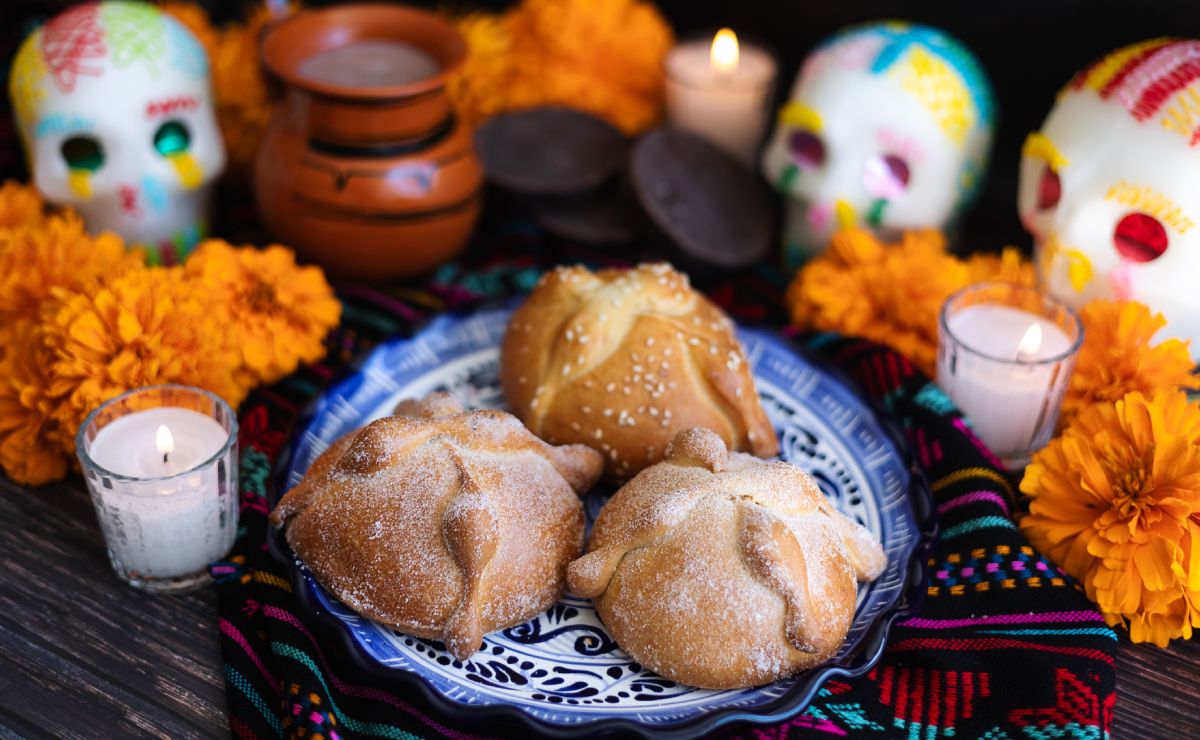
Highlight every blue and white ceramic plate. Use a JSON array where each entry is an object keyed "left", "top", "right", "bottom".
[{"left": 270, "top": 308, "right": 935, "bottom": 738}]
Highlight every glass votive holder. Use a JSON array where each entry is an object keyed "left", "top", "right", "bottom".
[
  {"left": 75, "top": 385, "right": 239, "bottom": 593},
  {"left": 937, "top": 282, "right": 1083, "bottom": 469}
]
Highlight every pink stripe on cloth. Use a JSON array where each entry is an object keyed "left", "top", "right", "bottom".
[
  {"left": 938, "top": 490, "right": 1011, "bottom": 517},
  {"left": 901, "top": 611, "right": 1104, "bottom": 630},
  {"left": 220, "top": 618, "right": 279, "bottom": 693},
  {"left": 262, "top": 605, "right": 490, "bottom": 740}
]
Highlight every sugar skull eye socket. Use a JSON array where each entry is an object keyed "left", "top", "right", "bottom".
[
  {"left": 1113, "top": 212, "right": 1168, "bottom": 263},
  {"left": 153, "top": 121, "right": 191, "bottom": 157},
  {"left": 1037, "top": 165, "right": 1061, "bottom": 210},
  {"left": 789, "top": 130, "right": 825, "bottom": 168},
  {"left": 862, "top": 153, "right": 910, "bottom": 199},
  {"left": 61, "top": 136, "right": 104, "bottom": 172}
]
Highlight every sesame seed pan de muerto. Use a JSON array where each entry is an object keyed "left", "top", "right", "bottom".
[
  {"left": 500, "top": 263, "right": 778, "bottom": 482},
  {"left": 269, "top": 393, "right": 603, "bottom": 660},
  {"left": 568, "top": 427, "right": 886, "bottom": 690}
]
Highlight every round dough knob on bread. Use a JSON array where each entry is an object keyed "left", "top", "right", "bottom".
[
  {"left": 501, "top": 263, "right": 778, "bottom": 482},
  {"left": 567, "top": 427, "right": 886, "bottom": 689},
  {"left": 270, "top": 393, "right": 604, "bottom": 660}
]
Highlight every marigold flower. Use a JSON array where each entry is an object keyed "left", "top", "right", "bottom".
[
  {"left": 448, "top": 0, "right": 673, "bottom": 134},
  {"left": 964, "top": 245, "right": 1036, "bottom": 287},
  {"left": 1021, "top": 389, "right": 1200, "bottom": 646},
  {"left": 185, "top": 240, "right": 340, "bottom": 386},
  {"left": 1061, "top": 300, "right": 1199, "bottom": 427},
  {"left": 0, "top": 212, "right": 141, "bottom": 326},
  {"left": 40, "top": 266, "right": 247, "bottom": 450},
  {"left": 0, "top": 180, "right": 46, "bottom": 231},
  {"left": 0, "top": 320, "right": 69, "bottom": 486},
  {"left": 785, "top": 228, "right": 967, "bottom": 376}
]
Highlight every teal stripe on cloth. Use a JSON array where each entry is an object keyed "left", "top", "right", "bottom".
[
  {"left": 940, "top": 515, "right": 1016, "bottom": 540},
  {"left": 225, "top": 665, "right": 284, "bottom": 737},
  {"left": 978, "top": 628, "right": 1120, "bottom": 640},
  {"left": 272, "top": 641, "right": 423, "bottom": 740}
]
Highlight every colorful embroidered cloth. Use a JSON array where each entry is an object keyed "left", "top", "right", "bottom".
[{"left": 217, "top": 236, "right": 1115, "bottom": 739}]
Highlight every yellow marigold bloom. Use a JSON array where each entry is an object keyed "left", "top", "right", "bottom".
[
  {"left": 40, "top": 266, "right": 247, "bottom": 450},
  {"left": 185, "top": 240, "right": 340, "bottom": 385},
  {"left": 0, "top": 180, "right": 45, "bottom": 230},
  {"left": 1021, "top": 389, "right": 1200, "bottom": 646},
  {"left": 448, "top": 0, "right": 673, "bottom": 134},
  {"left": 0, "top": 320, "right": 69, "bottom": 486},
  {"left": 0, "top": 212, "right": 142, "bottom": 325},
  {"left": 1061, "top": 300, "right": 1200, "bottom": 427},
  {"left": 786, "top": 228, "right": 968, "bottom": 376},
  {"left": 964, "top": 246, "right": 1036, "bottom": 287}
]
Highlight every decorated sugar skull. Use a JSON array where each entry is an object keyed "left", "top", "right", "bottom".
[
  {"left": 762, "top": 22, "right": 994, "bottom": 269},
  {"left": 1019, "top": 39, "right": 1200, "bottom": 352},
  {"left": 9, "top": 0, "right": 224, "bottom": 264}
]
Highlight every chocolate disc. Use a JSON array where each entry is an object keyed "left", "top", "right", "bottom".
[
  {"left": 475, "top": 107, "right": 627, "bottom": 196},
  {"left": 532, "top": 182, "right": 639, "bottom": 244},
  {"left": 631, "top": 128, "right": 774, "bottom": 270}
]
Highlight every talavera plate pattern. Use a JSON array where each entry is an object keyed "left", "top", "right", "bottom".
[{"left": 270, "top": 308, "right": 935, "bottom": 738}]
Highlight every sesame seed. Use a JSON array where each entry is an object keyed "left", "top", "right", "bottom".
[
  {"left": 594, "top": 429, "right": 603, "bottom": 439},
  {"left": 649, "top": 407, "right": 659, "bottom": 416},
  {"left": 571, "top": 422, "right": 581, "bottom": 431},
  {"left": 603, "top": 408, "right": 613, "bottom": 417},
  {"left": 606, "top": 383, "right": 616, "bottom": 392},
  {"left": 663, "top": 347, "right": 673, "bottom": 357},
  {"left": 632, "top": 353, "right": 640, "bottom": 362},
  {"left": 579, "top": 335, "right": 590, "bottom": 344},
  {"left": 582, "top": 406, "right": 591, "bottom": 414},
  {"left": 566, "top": 329, "right": 574, "bottom": 341},
  {"left": 561, "top": 365, "right": 571, "bottom": 376},
  {"left": 518, "top": 376, "right": 527, "bottom": 384},
  {"left": 688, "top": 337, "right": 700, "bottom": 346},
  {"left": 623, "top": 387, "right": 632, "bottom": 395},
  {"left": 646, "top": 337, "right": 656, "bottom": 346},
  {"left": 632, "top": 365, "right": 643, "bottom": 373}
]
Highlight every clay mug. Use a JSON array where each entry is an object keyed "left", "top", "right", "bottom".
[{"left": 256, "top": 3, "right": 483, "bottom": 281}]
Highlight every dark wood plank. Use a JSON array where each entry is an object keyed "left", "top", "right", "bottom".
[
  {"left": 0, "top": 477, "right": 226, "bottom": 738},
  {"left": 0, "top": 473, "right": 1197, "bottom": 737}
]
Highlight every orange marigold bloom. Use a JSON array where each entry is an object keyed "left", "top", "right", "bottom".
[
  {"left": 964, "top": 246, "right": 1036, "bottom": 287},
  {"left": 0, "top": 212, "right": 141, "bottom": 326},
  {"left": 0, "top": 320, "right": 70, "bottom": 486},
  {"left": 1021, "top": 389, "right": 1200, "bottom": 646},
  {"left": 40, "top": 266, "right": 247, "bottom": 451},
  {"left": 185, "top": 240, "right": 340, "bottom": 386},
  {"left": 785, "top": 228, "right": 968, "bottom": 376},
  {"left": 0, "top": 180, "right": 46, "bottom": 230},
  {"left": 1061, "top": 300, "right": 1200, "bottom": 428},
  {"left": 448, "top": 0, "right": 673, "bottom": 134}
]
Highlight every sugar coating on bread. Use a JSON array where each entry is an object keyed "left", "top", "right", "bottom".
[
  {"left": 567, "top": 427, "right": 886, "bottom": 689},
  {"left": 270, "top": 393, "right": 604, "bottom": 660},
  {"left": 500, "top": 263, "right": 778, "bottom": 482}
]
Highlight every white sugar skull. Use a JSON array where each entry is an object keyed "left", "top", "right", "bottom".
[
  {"left": 1019, "top": 39, "right": 1200, "bottom": 353},
  {"left": 9, "top": 0, "right": 224, "bottom": 264},
  {"left": 762, "top": 22, "right": 994, "bottom": 270}
]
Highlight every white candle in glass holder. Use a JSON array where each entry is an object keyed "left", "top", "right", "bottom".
[
  {"left": 77, "top": 386, "right": 238, "bottom": 592},
  {"left": 939, "top": 303, "right": 1075, "bottom": 460},
  {"left": 664, "top": 29, "right": 777, "bottom": 165}
]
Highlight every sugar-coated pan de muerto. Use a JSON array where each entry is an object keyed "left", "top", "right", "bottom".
[
  {"left": 501, "top": 263, "right": 778, "bottom": 482},
  {"left": 270, "top": 393, "right": 604, "bottom": 660},
  {"left": 567, "top": 428, "right": 886, "bottom": 689}
]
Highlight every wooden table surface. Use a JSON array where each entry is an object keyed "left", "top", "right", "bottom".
[{"left": 1, "top": 476, "right": 1197, "bottom": 739}]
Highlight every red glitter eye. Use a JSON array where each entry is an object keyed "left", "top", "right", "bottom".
[
  {"left": 789, "top": 130, "right": 825, "bottom": 168},
  {"left": 1113, "top": 212, "right": 1168, "bottom": 262},
  {"left": 1037, "top": 166, "right": 1061, "bottom": 210}
]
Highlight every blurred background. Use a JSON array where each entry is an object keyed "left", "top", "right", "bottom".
[{"left": 4, "top": 0, "right": 1200, "bottom": 250}]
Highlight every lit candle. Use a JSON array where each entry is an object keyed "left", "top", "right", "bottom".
[
  {"left": 938, "top": 283, "right": 1082, "bottom": 467},
  {"left": 664, "top": 28, "right": 777, "bottom": 165},
  {"left": 76, "top": 386, "right": 239, "bottom": 593}
]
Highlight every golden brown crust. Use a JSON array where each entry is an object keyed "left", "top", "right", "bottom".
[
  {"left": 567, "top": 428, "right": 886, "bottom": 689},
  {"left": 270, "top": 393, "right": 604, "bottom": 660},
  {"left": 500, "top": 263, "right": 778, "bottom": 482}
]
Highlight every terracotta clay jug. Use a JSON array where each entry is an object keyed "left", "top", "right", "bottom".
[{"left": 256, "top": 4, "right": 482, "bottom": 281}]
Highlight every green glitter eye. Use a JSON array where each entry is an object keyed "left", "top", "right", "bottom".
[
  {"left": 153, "top": 121, "right": 190, "bottom": 157},
  {"left": 61, "top": 136, "right": 104, "bottom": 171}
]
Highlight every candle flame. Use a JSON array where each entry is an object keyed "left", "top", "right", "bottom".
[
  {"left": 156, "top": 424, "right": 175, "bottom": 462},
  {"left": 710, "top": 28, "right": 739, "bottom": 75},
  {"left": 1017, "top": 323, "right": 1043, "bottom": 359}
]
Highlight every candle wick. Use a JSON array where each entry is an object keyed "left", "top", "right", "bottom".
[{"left": 163, "top": 451, "right": 170, "bottom": 464}]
